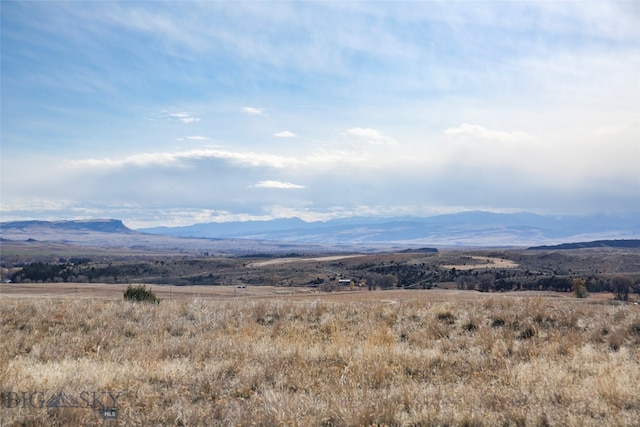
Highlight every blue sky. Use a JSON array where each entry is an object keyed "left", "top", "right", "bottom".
[{"left": 1, "top": 1, "right": 639, "bottom": 228}]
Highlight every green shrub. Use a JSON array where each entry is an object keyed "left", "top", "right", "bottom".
[
  {"left": 572, "top": 278, "right": 588, "bottom": 298},
  {"left": 124, "top": 285, "right": 160, "bottom": 304}
]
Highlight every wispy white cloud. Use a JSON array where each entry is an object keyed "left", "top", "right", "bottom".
[
  {"left": 444, "top": 124, "right": 532, "bottom": 142},
  {"left": 169, "top": 112, "right": 200, "bottom": 123},
  {"left": 65, "top": 145, "right": 385, "bottom": 173},
  {"left": 345, "top": 127, "right": 398, "bottom": 145},
  {"left": 70, "top": 148, "right": 303, "bottom": 169},
  {"left": 185, "top": 135, "right": 208, "bottom": 141},
  {"left": 274, "top": 131, "right": 296, "bottom": 138},
  {"left": 149, "top": 111, "right": 201, "bottom": 124},
  {"left": 253, "top": 180, "right": 305, "bottom": 189},
  {"left": 242, "top": 107, "right": 267, "bottom": 116}
]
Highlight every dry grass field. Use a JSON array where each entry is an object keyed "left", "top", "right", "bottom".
[{"left": 1, "top": 287, "right": 639, "bottom": 426}]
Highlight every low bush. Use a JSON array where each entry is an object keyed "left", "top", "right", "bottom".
[
  {"left": 123, "top": 284, "right": 160, "bottom": 304},
  {"left": 572, "top": 278, "right": 588, "bottom": 298},
  {"left": 437, "top": 311, "right": 456, "bottom": 324}
]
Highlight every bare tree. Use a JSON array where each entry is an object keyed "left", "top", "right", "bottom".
[
  {"left": 363, "top": 273, "right": 378, "bottom": 291},
  {"left": 378, "top": 274, "right": 398, "bottom": 290},
  {"left": 478, "top": 273, "right": 494, "bottom": 292},
  {"left": 612, "top": 276, "right": 631, "bottom": 301}
]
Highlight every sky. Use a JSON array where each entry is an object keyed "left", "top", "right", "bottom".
[{"left": 1, "top": 1, "right": 639, "bottom": 228}]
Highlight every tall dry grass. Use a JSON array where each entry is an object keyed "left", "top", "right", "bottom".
[{"left": 1, "top": 295, "right": 639, "bottom": 426}]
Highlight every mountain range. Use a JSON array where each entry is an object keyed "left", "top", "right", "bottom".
[
  {"left": 140, "top": 211, "right": 640, "bottom": 247},
  {"left": 2, "top": 212, "right": 639, "bottom": 250},
  {"left": 0, "top": 219, "right": 331, "bottom": 255}
]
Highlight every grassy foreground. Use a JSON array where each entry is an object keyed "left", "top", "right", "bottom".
[{"left": 1, "top": 294, "right": 639, "bottom": 426}]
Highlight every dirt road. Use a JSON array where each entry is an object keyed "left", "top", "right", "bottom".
[
  {"left": 441, "top": 256, "right": 519, "bottom": 270},
  {"left": 248, "top": 254, "right": 364, "bottom": 267}
]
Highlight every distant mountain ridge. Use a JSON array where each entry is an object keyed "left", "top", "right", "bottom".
[
  {"left": 0, "top": 219, "right": 335, "bottom": 254},
  {"left": 527, "top": 240, "right": 640, "bottom": 250},
  {"left": 2, "top": 219, "right": 132, "bottom": 234},
  {"left": 139, "top": 211, "right": 640, "bottom": 246},
  {"left": 2, "top": 212, "right": 639, "bottom": 248}
]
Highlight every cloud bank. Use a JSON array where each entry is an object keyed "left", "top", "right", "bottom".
[{"left": 1, "top": 1, "right": 638, "bottom": 227}]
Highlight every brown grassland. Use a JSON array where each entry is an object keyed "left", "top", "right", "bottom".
[{"left": 1, "top": 287, "right": 639, "bottom": 426}]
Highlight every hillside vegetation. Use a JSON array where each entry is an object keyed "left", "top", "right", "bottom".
[{"left": 4, "top": 249, "right": 639, "bottom": 299}]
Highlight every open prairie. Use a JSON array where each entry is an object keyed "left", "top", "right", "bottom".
[
  {"left": 0, "top": 282, "right": 582, "bottom": 302},
  {"left": 2, "top": 247, "right": 639, "bottom": 426},
  {"left": 1, "top": 285, "right": 639, "bottom": 426}
]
